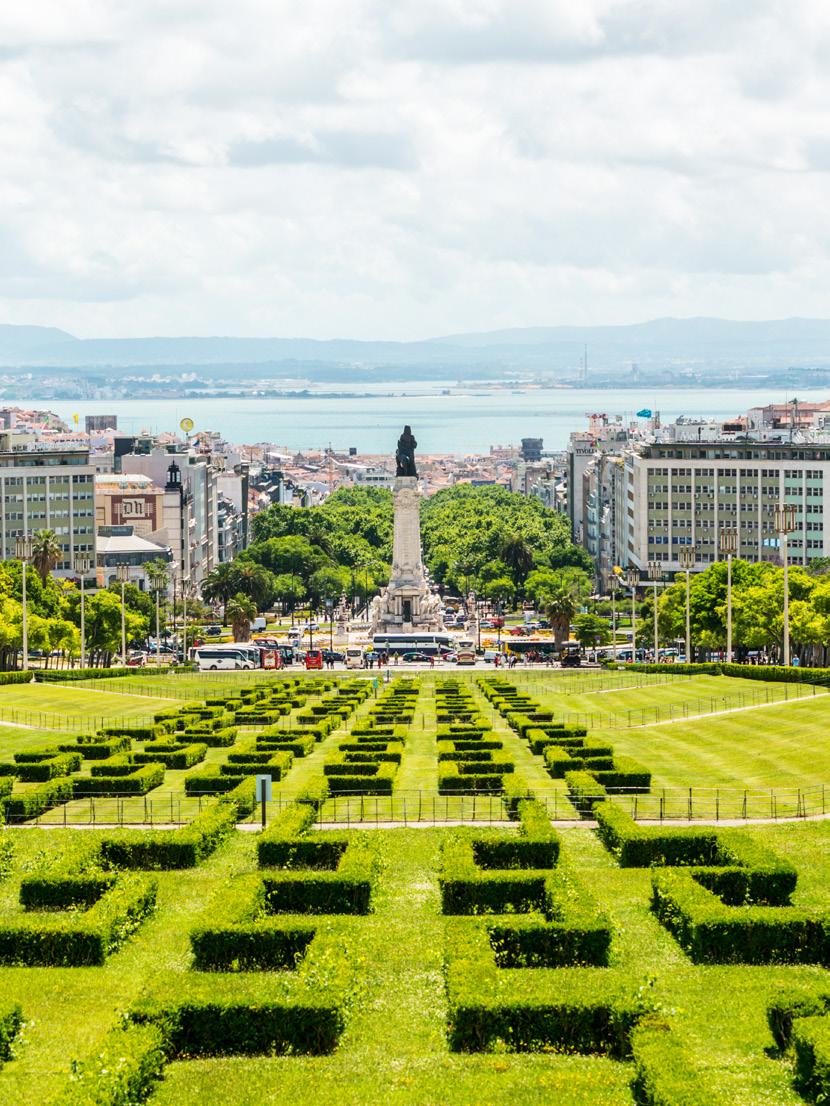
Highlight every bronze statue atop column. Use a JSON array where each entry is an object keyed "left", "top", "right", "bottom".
[{"left": 395, "top": 425, "right": 418, "bottom": 478}]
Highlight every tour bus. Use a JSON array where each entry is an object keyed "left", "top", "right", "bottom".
[
  {"left": 192, "top": 643, "right": 282, "bottom": 671},
  {"left": 371, "top": 632, "right": 454, "bottom": 657},
  {"left": 455, "top": 638, "right": 477, "bottom": 666}
]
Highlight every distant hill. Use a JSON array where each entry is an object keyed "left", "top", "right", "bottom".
[{"left": 3, "top": 317, "right": 830, "bottom": 374}]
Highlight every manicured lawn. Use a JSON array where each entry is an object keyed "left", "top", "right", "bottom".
[{"left": 604, "top": 697, "right": 830, "bottom": 791}]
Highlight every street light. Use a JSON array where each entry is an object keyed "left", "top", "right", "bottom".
[
  {"left": 326, "top": 598, "right": 334, "bottom": 655},
  {"left": 74, "top": 554, "right": 94, "bottom": 669},
  {"left": 116, "top": 563, "right": 130, "bottom": 666},
  {"left": 15, "top": 535, "right": 32, "bottom": 671},
  {"left": 719, "top": 528, "right": 738, "bottom": 664},
  {"left": 625, "top": 567, "right": 639, "bottom": 662},
  {"left": 774, "top": 504, "right": 797, "bottom": 666},
  {"left": 648, "top": 560, "right": 662, "bottom": 661},
  {"left": 678, "top": 546, "right": 696, "bottom": 664},
  {"left": 609, "top": 573, "right": 619, "bottom": 662},
  {"left": 181, "top": 578, "right": 194, "bottom": 663}
]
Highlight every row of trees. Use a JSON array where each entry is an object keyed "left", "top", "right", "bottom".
[
  {"left": 637, "top": 560, "right": 830, "bottom": 665},
  {"left": 206, "top": 484, "right": 592, "bottom": 619}
]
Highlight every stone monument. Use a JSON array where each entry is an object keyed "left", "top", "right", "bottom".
[{"left": 369, "top": 426, "right": 443, "bottom": 635}]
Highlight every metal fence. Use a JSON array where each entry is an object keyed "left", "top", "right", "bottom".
[{"left": 11, "top": 784, "right": 829, "bottom": 828}]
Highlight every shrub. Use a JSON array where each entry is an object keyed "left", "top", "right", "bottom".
[
  {"left": 100, "top": 801, "right": 238, "bottom": 870},
  {"left": 73, "top": 763, "right": 165, "bottom": 797},
  {"left": 133, "top": 743, "right": 207, "bottom": 770},
  {"left": 564, "top": 771, "right": 607, "bottom": 816},
  {"left": 4, "top": 777, "right": 73, "bottom": 822},
  {"left": 0, "top": 1003, "right": 22, "bottom": 1064},
  {"left": 651, "top": 869, "right": 830, "bottom": 965},
  {"left": 49, "top": 1022, "right": 166, "bottom": 1106},
  {"left": 631, "top": 1017, "right": 714, "bottom": 1106},
  {"left": 0, "top": 873, "right": 157, "bottom": 966}
]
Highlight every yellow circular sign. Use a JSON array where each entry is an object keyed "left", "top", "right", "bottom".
[{"left": 180, "top": 417, "right": 194, "bottom": 433}]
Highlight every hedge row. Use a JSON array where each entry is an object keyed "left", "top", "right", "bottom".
[
  {"left": 651, "top": 868, "right": 830, "bottom": 965},
  {"left": 49, "top": 1022, "right": 166, "bottom": 1106},
  {"left": 435, "top": 680, "right": 515, "bottom": 794},
  {"left": 445, "top": 921, "right": 632, "bottom": 1055},
  {"left": 0, "top": 873, "right": 157, "bottom": 965},
  {"left": 99, "top": 799, "right": 239, "bottom": 870},
  {"left": 73, "top": 762, "right": 165, "bottom": 797},
  {"left": 3, "top": 777, "right": 73, "bottom": 822}
]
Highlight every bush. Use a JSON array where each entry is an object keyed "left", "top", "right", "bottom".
[
  {"left": 4, "top": 777, "right": 73, "bottom": 822},
  {"left": 133, "top": 743, "right": 207, "bottom": 770},
  {"left": 0, "top": 873, "right": 157, "bottom": 966},
  {"left": 58, "top": 736, "right": 132, "bottom": 760},
  {"left": 263, "top": 836, "right": 377, "bottom": 914},
  {"left": 651, "top": 869, "right": 830, "bottom": 965},
  {"left": 49, "top": 1022, "right": 166, "bottom": 1106},
  {"left": 100, "top": 801, "right": 238, "bottom": 870},
  {"left": 564, "top": 771, "right": 607, "bottom": 816},
  {"left": 73, "top": 763, "right": 165, "bottom": 797},
  {"left": 631, "top": 1017, "right": 714, "bottom": 1106},
  {"left": 10, "top": 751, "right": 81, "bottom": 782},
  {"left": 0, "top": 1003, "right": 22, "bottom": 1064}
]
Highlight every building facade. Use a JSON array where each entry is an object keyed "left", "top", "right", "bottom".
[
  {"left": 0, "top": 432, "right": 96, "bottom": 575},
  {"left": 621, "top": 440, "right": 830, "bottom": 574}
]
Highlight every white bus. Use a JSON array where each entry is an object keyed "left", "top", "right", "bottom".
[
  {"left": 192, "top": 643, "right": 273, "bottom": 671},
  {"left": 372, "top": 632, "right": 454, "bottom": 657}
]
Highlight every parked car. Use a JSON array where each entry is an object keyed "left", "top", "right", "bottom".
[
  {"left": 205, "top": 625, "right": 222, "bottom": 636},
  {"left": 401, "top": 651, "right": 431, "bottom": 664},
  {"left": 560, "top": 652, "right": 582, "bottom": 668},
  {"left": 322, "top": 649, "right": 345, "bottom": 664},
  {"left": 304, "top": 648, "right": 324, "bottom": 670},
  {"left": 126, "top": 652, "right": 147, "bottom": 667},
  {"left": 479, "top": 619, "right": 494, "bottom": 629},
  {"left": 482, "top": 650, "right": 501, "bottom": 663},
  {"left": 455, "top": 649, "right": 476, "bottom": 666}
]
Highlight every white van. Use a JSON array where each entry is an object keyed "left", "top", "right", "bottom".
[
  {"left": 345, "top": 647, "right": 365, "bottom": 670},
  {"left": 251, "top": 616, "right": 267, "bottom": 632}
]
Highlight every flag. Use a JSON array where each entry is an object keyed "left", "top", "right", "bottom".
[{"left": 636, "top": 408, "right": 652, "bottom": 418}]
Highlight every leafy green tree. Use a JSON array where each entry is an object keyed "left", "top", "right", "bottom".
[
  {"left": 572, "top": 612, "right": 611, "bottom": 648},
  {"left": 271, "top": 573, "right": 307, "bottom": 613},
  {"left": 479, "top": 576, "right": 516, "bottom": 605},
  {"left": 307, "top": 566, "right": 350, "bottom": 609},
  {"left": 499, "top": 535, "right": 535, "bottom": 588}
]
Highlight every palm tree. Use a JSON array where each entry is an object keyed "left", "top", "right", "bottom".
[
  {"left": 499, "top": 535, "right": 534, "bottom": 589},
  {"left": 226, "top": 593, "right": 257, "bottom": 642},
  {"left": 542, "top": 582, "right": 579, "bottom": 647},
  {"left": 201, "top": 563, "right": 240, "bottom": 625},
  {"left": 31, "top": 529, "right": 62, "bottom": 584},
  {"left": 233, "top": 561, "right": 274, "bottom": 609}
]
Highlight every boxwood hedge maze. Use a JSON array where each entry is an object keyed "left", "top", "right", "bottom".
[{"left": 0, "top": 670, "right": 827, "bottom": 1104}]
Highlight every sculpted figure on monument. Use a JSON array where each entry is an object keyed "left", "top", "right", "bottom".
[{"left": 395, "top": 425, "right": 418, "bottom": 478}]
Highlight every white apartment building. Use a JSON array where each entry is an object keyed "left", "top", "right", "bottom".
[
  {"left": 621, "top": 440, "right": 830, "bottom": 574},
  {"left": 0, "top": 431, "right": 96, "bottom": 575}
]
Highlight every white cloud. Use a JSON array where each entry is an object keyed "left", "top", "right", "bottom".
[{"left": 0, "top": 0, "right": 829, "bottom": 338}]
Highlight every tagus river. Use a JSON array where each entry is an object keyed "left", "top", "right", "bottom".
[{"left": 41, "top": 386, "right": 826, "bottom": 453}]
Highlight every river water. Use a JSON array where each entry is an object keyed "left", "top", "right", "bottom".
[{"left": 37, "top": 385, "right": 826, "bottom": 453}]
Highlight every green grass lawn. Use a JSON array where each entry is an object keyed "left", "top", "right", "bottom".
[
  {"left": 1, "top": 820, "right": 827, "bottom": 1105},
  {"left": 0, "top": 683, "right": 177, "bottom": 735}
]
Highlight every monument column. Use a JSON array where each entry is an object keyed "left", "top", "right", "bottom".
[{"left": 370, "top": 426, "right": 443, "bottom": 635}]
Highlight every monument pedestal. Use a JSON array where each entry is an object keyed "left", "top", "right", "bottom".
[{"left": 370, "top": 476, "right": 442, "bottom": 635}]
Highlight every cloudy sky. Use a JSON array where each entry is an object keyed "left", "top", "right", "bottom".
[{"left": 1, "top": 0, "right": 829, "bottom": 340}]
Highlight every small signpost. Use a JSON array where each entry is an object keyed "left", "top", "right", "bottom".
[
  {"left": 372, "top": 677, "right": 379, "bottom": 698},
  {"left": 255, "top": 774, "right": 272, "bottom": 829}
]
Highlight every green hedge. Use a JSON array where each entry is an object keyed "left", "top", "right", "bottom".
[
  {"left": 100, "top": 800, "right": 238, "bottom": 870},
  {"left": 445, "top": 922, "right": 631, "bottom": 1055},
  {"left": 49, "top": 1022, "right": 166, "bottom": 1106},
  {"left": 8, "top": 751, "right": 81, "bottom": 782},
  {"left": 4, "top": 777, "right": 73, "bottom": 822},
  {"left": 263, "top": 836, "right": 376, "bottom": 914},
  {"left": 133, "top": 742, "right": 207, "bottom": 770},
  {"left": 626, "top": 661, "right": 830, "bottom": 685},
  {"left": 0, "top": 672, "right": 33, "bottom": 685},
  {"left": 651, "top": 869, "right": 830, "bottom": 965},
  {"left": 20, "top": 872, "right": 117, "bottom": 910},
  {"left": 0, "top": 873, "right": 156, "bottom": 965},
  {"left": 631, "top": 1017, "right": 714, "bottom": 1106},
  {"left": 564, "top": 770, "right": 607, "bottom": 815},
  {"left": 0, "top": 1003, "right": 22, "bottom": 1064},
  {"left": 73, "top": 763, "right": 165, "bottom": 797},
  {"left": 59, "top": 736, "right": 132, "bottom": 760}
]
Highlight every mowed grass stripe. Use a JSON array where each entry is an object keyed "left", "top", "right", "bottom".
[{"left": 604, "top": 696, "right": 830, "bottom": 789}]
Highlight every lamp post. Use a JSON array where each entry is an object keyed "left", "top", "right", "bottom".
[
  {"left": 774, "top": 504, "right": 797, "bottom": 666},
  {"left": 648, "top": 560, "right": 662, "bottom": 661},
  {"left": 15, "top": 535, "right": 32, "bottom": 671},
  {"left": 116, "top": 563, "right": 129, "bottom": 666},
  {"left": 678, "top": 546, "right": 695, "bottom": 664},
  {"left": 625, "top": 567, "right": 639, "bottom": 662},
  {"left": 609, "top": 573, "right": 619, "bottom": 662},
  {"left": 719, "top": 528, "right": 738, "bottom": 664},
  {"left": 496, "top": 597, "right": 503, "bottom": 654},
  {"left": 181, "top": 578, "right": 192, "bottom": 663},
  {"left": 74, "top": 554, "right": 93, "bottom": 669},
  {"left": 326, "top": 598, "right": 334, "bottom": 655}
]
